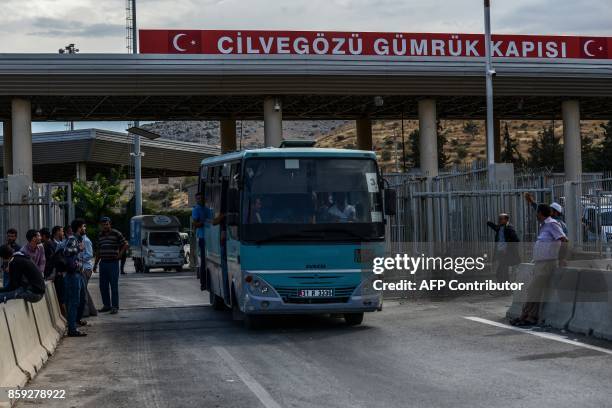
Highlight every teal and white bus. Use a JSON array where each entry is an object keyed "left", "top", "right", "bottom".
[{"left": 199, "top": 143, "right": 395, "bottom": 328}]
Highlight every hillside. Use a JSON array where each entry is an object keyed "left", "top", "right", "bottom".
[
  {"left": 142, "top": 119, "right": 607, "bottom": 174},
  {"left": 316, "top": 119, "right": 607, "bottom": 172},
  {"left": 142, "top": 120, "right": 348, "bottom": 149}
]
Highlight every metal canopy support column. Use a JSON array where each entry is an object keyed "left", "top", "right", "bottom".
[
  {"left": 2, "top": 120, "right": 12, "bottom": 177},
  {"left": 220, "top": 118, "right": 237, "bottom": 153},
  {"left": 264, "top": 97, "right": 283, "bottom": 147},
  {"left": 11, "top": 98, "right": 33, "bottom": 183},
  {"left": 562, "top": 100, "right": 582, "bottom": 182},
  {"left": 356, "top": 117, "right": 373, "bottom": 151},
  {"left": 76, "top": 162, "right": 87, "bottom": 181},
  {"left": 562, "top": 99, "right": 582, "bottom": 246},
  {"left": 418, "top": 99, "right": 438, "bottom": 178}
]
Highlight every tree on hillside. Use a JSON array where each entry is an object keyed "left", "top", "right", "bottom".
[
  {"left": 462, "top": 120, "right": 479, "bottom": 139},
  {"left": 527, "top": 124, "right": 564, "bottom": 172},
  {"left": 500, "top": 122, "right": 524, "bottom": 168},
  {"left": 409, "top": 129, "right": 420, "bottom": 168},
  {"left": 594, "top": 121, "right": 612, "bottom": 171},
  {"left": 408, "top": 122, "right": 449, "bottom": 169},
  {"left": 581, "top": 132, "right": 599, "bottom": 172}
]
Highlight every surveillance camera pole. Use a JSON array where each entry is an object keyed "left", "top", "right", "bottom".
[{"left": 484, "top": 0, "right": 495, "bottom": 166}]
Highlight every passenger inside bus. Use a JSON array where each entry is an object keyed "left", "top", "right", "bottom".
[{"left": 327, "top": 192, "right": 357, "bottom": 222}]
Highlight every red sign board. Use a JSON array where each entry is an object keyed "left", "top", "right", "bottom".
[{"left": 139, "top": 30, "right": 612, "bottom": 59}]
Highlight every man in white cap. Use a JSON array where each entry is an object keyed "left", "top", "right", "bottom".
[{"left": 525, "top": 193, "right": 568, "bottom": 234}]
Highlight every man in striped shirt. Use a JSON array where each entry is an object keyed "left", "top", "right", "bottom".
[{"left": 93, "top": 217, "right": 128, "bottom": 315}]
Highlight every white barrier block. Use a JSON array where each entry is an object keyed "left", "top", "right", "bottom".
[
  {"left": 32, "top": 295, "right": 60, "bottom": 355},
  {"left": 539, "top": 268, "right": 580, "bottom": 329},
  {"left": 45, "top": 281, "right": 66, "bottom": 334},
  {"left": 568, "top": 269, "right": 612, "bottom": 340},
  {"left": 0, "top": 304, "right": 28, "bottom": 389},
  {"left": 4, "top": 300, "right": 48, "bottom": 378},
  {"left": 506, "top": 263, "right": 534, "bottom": 320}
]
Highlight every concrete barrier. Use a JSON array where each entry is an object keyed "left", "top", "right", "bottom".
[
  {"left": 506, "top": 264, "right": 579, "bottom": 329},
  {"left": 0, "top": 304, "right": 28, "bottom": 389},
  {"left": 31, "top": 294, "right": 61, "bottom": 355},
  {"left": 568, "top": 269, "right": 612, "bottom": 340},
  {"left": 506, "top": 263, "right": 534, "bottom": 320},
  {"left": 4, "top": 300, "right": 48, "bottom": 378},
  {"left": 539, "top": 267, "right": 580, "bottom": 329},
  {"left": 45, "top": 281, "right": 66, "bottom": 334}
]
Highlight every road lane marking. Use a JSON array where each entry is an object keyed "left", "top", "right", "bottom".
[
  {"left": 464, "top": 316, "right": 612, "bottom": 356},
  {"left": 213, "top": 346, "right": 283, "bottom": 408}
]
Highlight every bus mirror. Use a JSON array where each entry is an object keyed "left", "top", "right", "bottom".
[
  {"left": 384, "top": 189, "right": 397, "bottom": 216},
  {"left": 228, "top": 188, "right": 239, "bottom": 213},
  {"left": 142, "top": 238, "right": 147, "bottom": 246},
  {"left": 226, "top": 213, "right": 239, "bottom": 226}
]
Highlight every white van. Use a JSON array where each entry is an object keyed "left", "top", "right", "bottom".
[{"left": 130, "top": 215, "right": 185, "bottom": 273}]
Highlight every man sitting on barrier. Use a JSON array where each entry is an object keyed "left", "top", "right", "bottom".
[{"left": 0, "top": 244, "right": 46, "bottom": 303}]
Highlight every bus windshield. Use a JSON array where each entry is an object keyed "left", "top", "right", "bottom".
[{"left": 242, "top": 157, "right": 384, "bottom": 242}]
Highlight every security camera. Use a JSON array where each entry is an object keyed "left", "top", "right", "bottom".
[
  {"left": 273, "top": 99, "right": 281, "bottom": 112},
  {"left": 487, "top": 69, "right": 497, "bottom": 77}
]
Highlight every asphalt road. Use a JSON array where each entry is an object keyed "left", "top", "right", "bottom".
[{"left": 18, "top": 263, "right": 612, "bottom": 408}]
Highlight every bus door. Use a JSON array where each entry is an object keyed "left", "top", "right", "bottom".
[{"left": 220, "top": 164, "right": 230, "bottom": 303}]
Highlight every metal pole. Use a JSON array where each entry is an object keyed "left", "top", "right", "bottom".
[
  {"left": 484, "top": 0, "right": 495, "bottom": 166},
  {"left": 133, "top": 132, "right": 142, "bottom": 215},
  {"left": 131, "top": 0, "right": 142, "bottom": 215},
  {"left": 401, "top": 111, "right": 406, "bottom": 172},
  {"left": 131, "top": 0, "right": 137, "bottom": 53},
  {"left": 394, "top": 129, "right": 399, "bottom": 173}
]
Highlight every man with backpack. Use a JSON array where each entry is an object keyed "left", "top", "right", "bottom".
[
  {"left": 63, "top": 230, "right": 88, "bottom": 337},
  {"left": 0, "top": 245, "right": 46, "bottom": 303}
]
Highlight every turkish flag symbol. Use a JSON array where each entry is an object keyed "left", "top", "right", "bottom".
[
  {"left": 579, "top": 37, "right": 608, "bottom": 58},
  {"left": 168, "top": 30, "right": 201, "bottom": 53}
]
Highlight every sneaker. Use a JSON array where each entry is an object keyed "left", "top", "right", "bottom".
[
  {"left": 98, "top": 307, "right": 112, "bottom": 313},
  {"left": 110, "top": 308, "right": 118, "bottom": 315},
  {"left": 67, "top": 331, "right": 87, "bottom": 337}
]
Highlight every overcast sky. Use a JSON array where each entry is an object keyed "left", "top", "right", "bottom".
[
  {"left": 2, "top": 0, "right": 611, "bottom": 53},
  {"left": 2, "top": 0, "right": 610, "bottom": 133}
]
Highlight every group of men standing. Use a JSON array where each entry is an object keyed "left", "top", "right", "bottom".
[
  {"left": 0, "top": 217, "right": 128, "bottom": 337},
  {"left": 487, "top": 193, "right": 569, "bottom": 327}
]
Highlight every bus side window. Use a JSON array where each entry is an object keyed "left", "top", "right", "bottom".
[{"left": 227, "top": 162, "right": 241, "bottom": 239}]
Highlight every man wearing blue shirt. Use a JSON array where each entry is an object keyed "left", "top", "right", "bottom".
[{"left": 192, "top": 193, "right": 214, "bottom": 291}]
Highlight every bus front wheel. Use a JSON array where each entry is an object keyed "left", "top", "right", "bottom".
[{"left": 344, "top": 313, "right": 364, "bottom": 326}]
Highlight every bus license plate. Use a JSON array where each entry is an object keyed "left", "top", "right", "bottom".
[{"left": 298, "top": 289, "right": 334, "bottom": 298}]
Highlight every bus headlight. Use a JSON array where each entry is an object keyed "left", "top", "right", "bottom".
[{"left": 246, "top": 276, "right": 277, "bottom": 298}]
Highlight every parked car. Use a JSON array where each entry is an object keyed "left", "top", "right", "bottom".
[{"left": 582, "top": 206, "right": 612, "bottom": 243}]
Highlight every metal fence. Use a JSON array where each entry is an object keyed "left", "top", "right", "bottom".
[
  {"left": 550, "top": 177, "right": 612, "bottom": 255},
  {"left": 385, "top": 169, "right": 612, "bottom": 257},
  {"left": 0, "top": 179, "right": 74, "bottom": 238}
]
